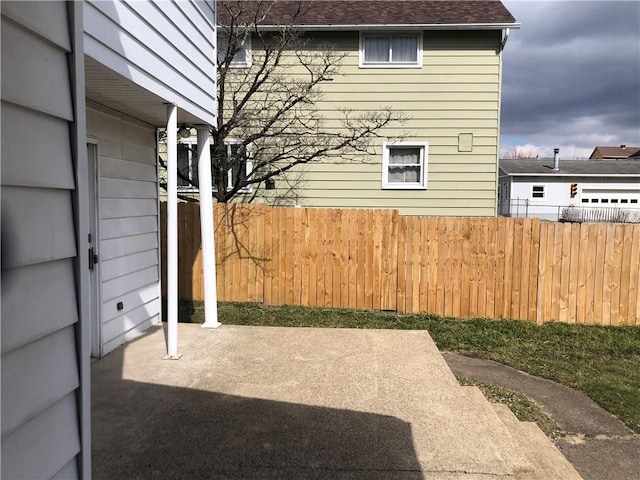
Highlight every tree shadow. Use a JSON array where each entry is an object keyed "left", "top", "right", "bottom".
[{"left": 160, "top": 202, "right": 275, "bottom": 302}]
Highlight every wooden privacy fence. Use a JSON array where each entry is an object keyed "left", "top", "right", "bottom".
[{"left": 160, "top": 203, "right": 640, "bottom": 326}]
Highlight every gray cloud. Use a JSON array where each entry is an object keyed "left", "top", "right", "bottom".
[{"left": 501, "top": 1, "right": 640, "bottom": 157}]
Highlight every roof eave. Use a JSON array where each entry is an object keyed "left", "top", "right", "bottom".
[{"left": 254, "top": 22, "right": 521, "bottom": 31}]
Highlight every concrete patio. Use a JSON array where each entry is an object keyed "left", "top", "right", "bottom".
[{"left": 92, "top": 324, "right": 581, "bottom": 479}]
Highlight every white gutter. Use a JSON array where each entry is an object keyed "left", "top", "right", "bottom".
[{"left": 253, "top": 22, "right": 521, "bottom": 31}]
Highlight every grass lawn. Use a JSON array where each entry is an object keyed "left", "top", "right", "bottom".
[{"left": 174, "top": 300, "right": 640, "bottom": 434}]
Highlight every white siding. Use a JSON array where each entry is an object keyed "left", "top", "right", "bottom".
[
  {"left": 509, "top": 177, "right": 640, "bottom": 220},
  {"left": 1, "top": 2, "right": 82, "bottom": 478},
  {"left": 84, "top": 0, "right": 217, "bottom": 125},
  {"left": 87, "top": 106, "right": 161, "bottom": 355}
]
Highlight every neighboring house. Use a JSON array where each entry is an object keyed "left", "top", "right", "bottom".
[
  {"left": 589, "top": 145, "right": 640, "bottom": 160},
  {"left": 1, "top": 1, "right": 216, "bottom": 478},
  {"left": 498, "top": 158, "right": 640, "bottom": 221},
  {"left": 164, "top": 0, "right": 518, "bottom": 216}
]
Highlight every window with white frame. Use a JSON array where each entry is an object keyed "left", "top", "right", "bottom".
[
  {"left": 218, "top": 34, "right": 251, "bottom": 68},
  {"left": 177, "top": 140, "right": 252, "bottom": 193},
  {"left": 359, "top": 32, "right": 422, "bottom": 68},
  {"left": 382, "top": 142, "right": 428, "bottom": 189},
  {"left": 531, "top": 184, "right": 545, "bottom": 199}
]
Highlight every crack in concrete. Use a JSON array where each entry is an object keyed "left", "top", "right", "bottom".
[{"left": 421, "top": 469, "right": 513, "bottom": 478}]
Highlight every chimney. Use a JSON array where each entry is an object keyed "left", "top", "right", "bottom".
[
  {"left": 621, "top": 144, "right": 626, "bottom": 149},
  {"left": 553, "top": 148, "right": 560, "bottom": 171}
]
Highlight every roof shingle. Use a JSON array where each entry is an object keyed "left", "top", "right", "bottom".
[
  {"left": 500, "top": 158, "right": 640, "bottom": 176},
  {"left": 591, "top": 146, "right": 640, "bottom": 159},
  {"left": 219, "top": 1, "right": 517, "bottom": 28}
]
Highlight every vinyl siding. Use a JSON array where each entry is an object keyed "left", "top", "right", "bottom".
[
  {"left": 232, "top": 30, "right": 502, "bottom": 216},
  {"left": 84, "top": 0, "right": 217, "bottom": 125},
  {"left": 508, "top": 176, "right": 640, "bottom": 221},
  {"left": 86, "top": 106, "right": 161, "bottom": 355},
  {"left": 1, "top": 2, "right": 82, "bottom": 478}
]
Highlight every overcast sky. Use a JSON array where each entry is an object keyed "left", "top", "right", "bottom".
[{"left": 500, "top": 0, "right": 640, "bottom": 159}]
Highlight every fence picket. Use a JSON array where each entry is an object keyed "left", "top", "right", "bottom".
[
  {"left": 511, "top": 218, "right": 523, "bottom": 319},
  {"left": 628, "top": 226, "right": 640, "bottom": 326},
  {"left": 592, "top": 224, "right": 607, "bottom": 325},
  {"left": 601, "top": 225, "right": 616, "bottom": 325},
  {"left": 362, "top": 210, "right": 376, "bottom": 309},
  {"left": 558, "top": 223, "right": 572, "bottom": 322},
  {"left": 419, "top": 218, "right": 429, "bottom": 313},
  {"left": 518, "top": 219, "right": 532, "bottom": 320},
  {"left": 495, "top": 217, "right": 507, "bottom": 319},
  {"left": 427, "top": 217, "right": 439, "bottom": 313},
  {"left": 618, "top": 225, "right": 634, "bottom": 325},
  {"left": 396, "top": 215, "right": 407, "bottom": 314},
  {"left": 566, "top": 223, "right": 580, "bottom": 323}
]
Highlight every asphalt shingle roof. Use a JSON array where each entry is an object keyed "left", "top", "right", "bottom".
[
  {"left": 591, "top": 146, "right": 640, "bottom": 159},
  {"left": 499, "top": 159, "right": 640, "bottom": 176},
  {"left": 218, "top": 1, "right": 517, "bottom": 27}
]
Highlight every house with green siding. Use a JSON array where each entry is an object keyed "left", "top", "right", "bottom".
[{"left": 170, "top": 0, "right": 519, "bottom": 216}]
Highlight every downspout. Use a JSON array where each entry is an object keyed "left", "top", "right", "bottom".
[
  {"left": 164, "top": 104, "right": 182, "bottom": 360},
  {"left": 68, "top": 1, "right": 92, "bottom": 476},
  {"left": 499, "top": 27, "right": 510, "bottom": 52},
  {"left": 495, "top": 27, "right": 508, "bottom": 216}
]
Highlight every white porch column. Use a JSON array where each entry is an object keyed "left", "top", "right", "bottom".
[
  {"left": 164, "top": 104, "right": 182, "bottom": 359},
  {"left": 196, "top": 125, "right": 221, "bottom": 329}
]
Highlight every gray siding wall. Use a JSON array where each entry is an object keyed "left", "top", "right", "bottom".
[
  {"left": 87, "top": 105, "right": 161, "bottom": 355},
  {"left": 84, "top": 0, "right": 217, "bottom": 125},
  {"left": 1, "top": 2, "right": 82, "bottom": 478}
]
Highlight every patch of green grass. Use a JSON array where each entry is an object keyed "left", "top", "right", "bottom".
[
  {"left": 457, "top": 376, "right": 564, "bottom": 439},
  {"left": 171, "top": 300, "right": 640, "bottom": 433}
]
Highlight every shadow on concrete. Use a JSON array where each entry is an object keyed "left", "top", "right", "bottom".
[{"left": 92, "top": 330, "right": 423, "bottom": 479}]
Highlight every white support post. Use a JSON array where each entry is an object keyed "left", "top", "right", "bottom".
[
  {"left": 164, "top": 104, "right": 182, "bottom": 359},
  {"left": 197, "top": 126, "right": 222, "bottom": 329}
]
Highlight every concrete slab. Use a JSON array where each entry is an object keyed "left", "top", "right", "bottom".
[{"left": 92, "top": 325, "right": 516, "bottom": 479}]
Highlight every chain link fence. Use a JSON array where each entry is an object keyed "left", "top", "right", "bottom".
[{"left": 498, "top": 199, "right": 640, "bottom": 223}]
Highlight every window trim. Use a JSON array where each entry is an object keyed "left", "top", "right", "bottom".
[
  {"left": 177, "top": 139, "right": 253, "bottom": 194},
  {"left": 531, "top": 184, "right": 546, "bottom": 200},
  {"left": 359, "top": 31, "right": 423, "bottom": 69},
  {"left": 381, "top": 141, "right": 428, "bottom": 190},
  {"left": 218, "top": 34, "right": 252, "bottom": 68},
  {"left": 177, "top": 141, "right": 198, "bottom": 192},
  {"left": 221, "top": 138, "right": 253, "bottom": 193}
]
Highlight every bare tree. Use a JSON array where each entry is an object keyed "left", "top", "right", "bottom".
[
  {"left": 161, "top": 0, "right": 404, "bottom": 203},
  {"left": 502, "top": 145, "right": 540, "bottom": 159}
]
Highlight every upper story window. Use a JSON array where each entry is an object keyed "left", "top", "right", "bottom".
[
  {"left": 177, "top": 140, "right": 252, "bottom": 193},
  {"left": 382, "top": 142, "right": 428, "bottom": 189},
  {"left": 359, "top": 32, "right": 422, "bottom": 68},
  {"left": 218, "top": 35, "right": 252, "bottom": 68}
]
